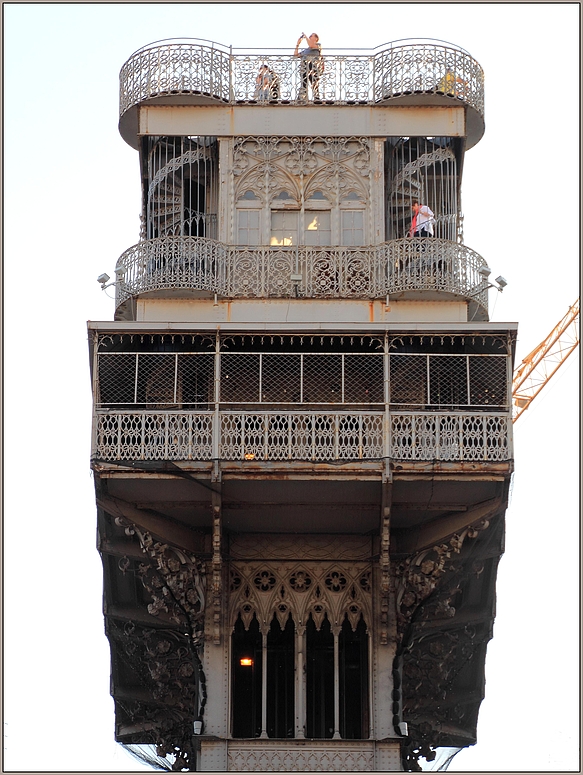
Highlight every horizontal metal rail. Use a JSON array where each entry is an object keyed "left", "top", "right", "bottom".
[
  {"left": 120, "top": 39, "right": 484, "bottom": 116},
  {"left": 93, "top": 410, "right": 511, "bottom": 463},
  {"left": 115, "top": 237, "right": 489, "bottom": 312}
]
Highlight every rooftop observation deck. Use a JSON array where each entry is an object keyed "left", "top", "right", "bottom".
[{"left": 119, "top": 38, "right": 485, "bottom": 148}]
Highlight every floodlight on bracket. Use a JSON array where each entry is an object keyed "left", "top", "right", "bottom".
[
  {"left": 468, "top": 266, "right": 508, "bottom": 298},
  {"left": 97, "top": 265, "right": 126, "bottom": 291}
]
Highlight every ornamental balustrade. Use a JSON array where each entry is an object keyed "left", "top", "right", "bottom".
[
  {"left": 120, "top": 38, "right": 484, "bottom": 116},
  {"left": 115, "top": 237, "right": 489, "bottom": 311},
  {"left": 93, "top": 410, "right": 511, "bottom": 463}
]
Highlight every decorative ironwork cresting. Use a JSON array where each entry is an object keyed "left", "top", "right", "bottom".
[{"left": 120, "top": 38, "right": 484, "bottom": 116}]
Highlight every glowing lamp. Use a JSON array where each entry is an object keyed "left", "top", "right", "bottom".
[{"left": 240, "top": 657, "right": 253, "bottom": 667}]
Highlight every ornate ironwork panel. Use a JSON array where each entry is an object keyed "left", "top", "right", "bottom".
[
  {"left": 94, "top": 411, "right": 214, "bottom": 461},
  {"left": 219, "top": 412, "right": 384, "bottom": 462},
  {"left": 390, "top": 412, "right": 511, "bottom": 461},
  {"left": 227, "top": 741, "right": 377, "bottom": 771}
]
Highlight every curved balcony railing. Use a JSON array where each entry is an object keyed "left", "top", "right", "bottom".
[
  {"left": 93, "top": 410, "right": 511, "bottom": 463},
  {"left": 114, "top": 237, "right": 489, "bottom": 313},
  {"left": 120, "top": 38, "right": 484, "bottom": 117}
]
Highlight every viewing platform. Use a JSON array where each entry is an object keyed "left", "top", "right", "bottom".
[
  {"left": 119, "top": 38, "right": 485, "bottom": 148},
  {"left": 113, "top": 237, "right": 490, "bottom": 320}
]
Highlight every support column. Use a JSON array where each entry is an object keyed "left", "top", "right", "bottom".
[
  {"left": 379, "top": 480, "right": 392, "bottom": 646},
  {"left": 260, "top": 630, "right": 268, "bottom": 738},
  {"left": 211, "top": 488, "right": 222, "bottom": 646},
  {"left": 332, "top": 626, "right": 341, "bottom": 739},
  {"left": 295, "top": 625, "right": 306, "bottom": 738}
]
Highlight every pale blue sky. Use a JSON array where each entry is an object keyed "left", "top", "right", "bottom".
[{"left": 4, "top": 3, "right": 579, "bottom": 771}]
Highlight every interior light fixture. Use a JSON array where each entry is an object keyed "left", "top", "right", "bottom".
[{"left": 240, "top": 657, "right": 253, "bottom": 667}]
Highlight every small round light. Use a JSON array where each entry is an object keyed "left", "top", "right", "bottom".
[{"left": 240, "top": 657, "right": 253, "bottom": 667}]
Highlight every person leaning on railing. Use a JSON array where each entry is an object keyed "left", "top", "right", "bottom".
[
  {"left": 437, "top": 70, "right": 467, "bottom": 99},
  {"left": 409, "top": 200, "right": 435, "bottom": 238},
  {"left": 294, "top": 32, "right": 322, "bottom": 100},
  {"left": 254, "top": 64, "right": 280, "bottom": 102}
]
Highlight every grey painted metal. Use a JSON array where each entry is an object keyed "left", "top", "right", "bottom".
[
  {"left": 137, "top": 104, "right": 466, "bottom": 140},
  {"left": 114, "top": 236, "right": 489, "bottom": 313}
]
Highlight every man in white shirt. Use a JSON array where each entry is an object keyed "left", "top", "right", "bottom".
[{"left": 409, "top": 200, "right": 435, "bottom": 238}]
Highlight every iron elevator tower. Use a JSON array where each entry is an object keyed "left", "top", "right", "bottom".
[{"left": 89, "top": 38, "right": 516, "bottom": 772}]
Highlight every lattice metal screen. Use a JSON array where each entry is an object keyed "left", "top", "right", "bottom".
[
  {"left": 220, "top": 353, "right": 384, "bottom": 405},
  {"left": 97, "top": 353, "right": 214, "bottom": 407},
  {"left": 388, "top": 354, "right": 507, "bottom": 408},
  {"left": 97, "top": 351, "right": 507, "bottom": 409}
]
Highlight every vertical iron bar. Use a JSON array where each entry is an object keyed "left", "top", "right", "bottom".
[
  {"left": 264, "top": 413, "right": 269, "bottom": 461},
  {"left": 174, "top": 353, "right": 179, "bottom": 404},
  {"left": 213, "top": 333, "right": 220, "bottom": 470},
  {"left": 260, "top": 631, "right": 268, "bottom": 738},
  {"left": 384, "top": 334, "right": 391, "bottom": 469},
  {"left": 332, "top": 630, "right": 341, "bottom": 738},
  {"left": 134, "top": 353, "right": 139, "bottom": 403},
  {"left": 426, "top": 354, "right": 431, "bottom": 407}
]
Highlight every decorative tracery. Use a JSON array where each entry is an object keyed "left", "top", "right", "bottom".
[{"left": 229, "top": 562, "right": 372, "bottom": 634}]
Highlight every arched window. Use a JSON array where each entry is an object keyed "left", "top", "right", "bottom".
[
  {"left": 340, "top": 190, "right": 366, "bottom": 246},
  {"left": 229, "top": 563, "right": 371, "bottom": 739},
  {"left": 306, "top": 615, "right": 335, "bottom": 738},
  {"left": 267, "top": 614, "right": 295, "bottom": 738},
  {"left": 236, "top": 190, "right": 262, "bottom": 245},
  {"left": 339, "top": 616, "right": 369, "bottom": 739}
]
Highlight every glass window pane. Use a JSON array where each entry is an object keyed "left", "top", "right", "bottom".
[
  {"left": 304, "top": 210, "right": 331, "bottom": 246},
  {"left": 341, "top": 210, "right": 365, "bottom": 246},
  {"left": 271, "top": 210, "right": 298, "bottom": 246},
  {"left": 238, "top": 209, "right": 261, "bottom": 245}
]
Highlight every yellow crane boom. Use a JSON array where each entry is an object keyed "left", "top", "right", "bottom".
[{"left": 512, "top": 298, "right": 579, "bottom": 421}]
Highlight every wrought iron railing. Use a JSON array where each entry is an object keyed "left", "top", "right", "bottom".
[
  {"left": 115, "top": 237, "right": 489, "bottom": 310},
  {"left": 93, "top": 410, "right": 511, "bottom": 463},
  {"left": 120, "top": 38, "right": 484, "bottom": 116}
]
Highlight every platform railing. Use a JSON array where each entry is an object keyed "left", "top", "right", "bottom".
[
  {"left": 114, "top": 237, "right": 489, "bottom": 311},
  {"left": 93, "top": 409, "right": 511, "bottom": 463},
  {"left": 120, "top": 38, "right": 484, "bottom": 116}
]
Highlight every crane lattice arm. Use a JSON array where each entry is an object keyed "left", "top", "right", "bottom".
[{"left": 512, "top": 298, "right": 579, "bottom": 422}]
